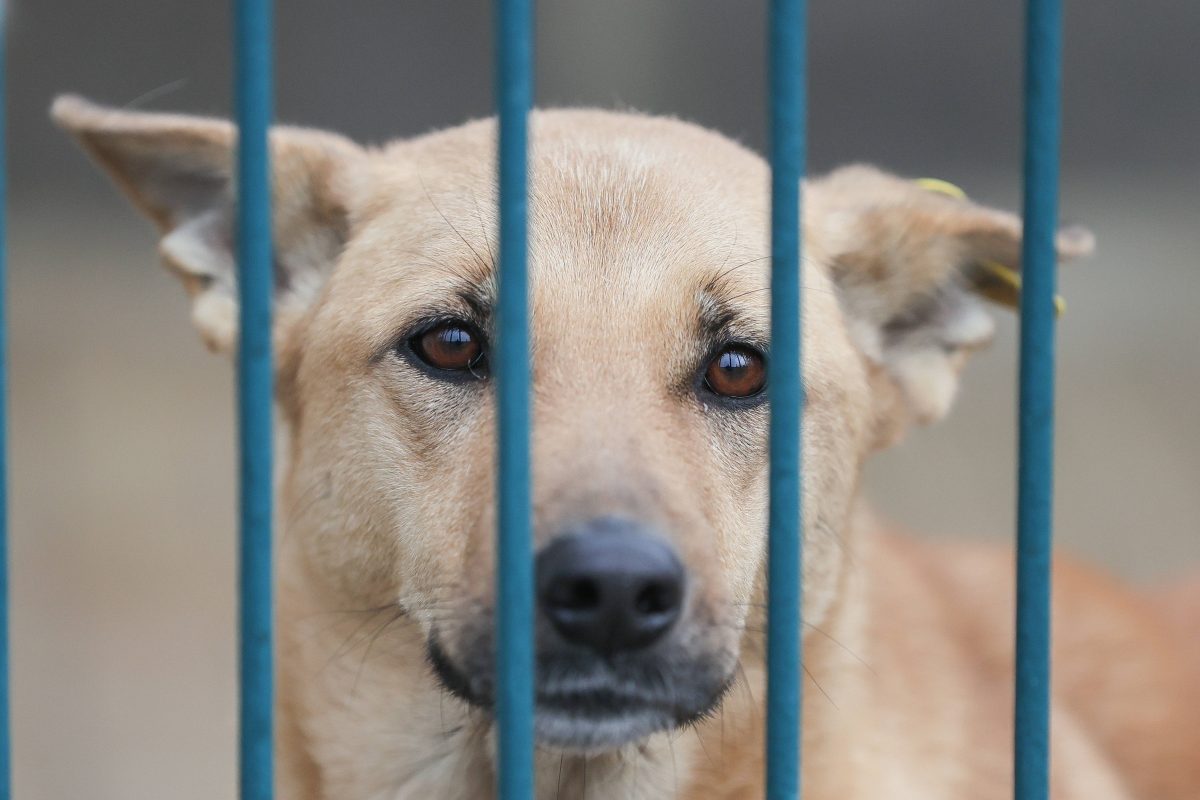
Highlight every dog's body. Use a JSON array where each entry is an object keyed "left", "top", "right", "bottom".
[{"left": 54, "top": 97, "right": 1198, "bottom": 799}]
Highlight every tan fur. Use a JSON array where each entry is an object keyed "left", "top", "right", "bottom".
[{"left": 53, "top": 95, "right": 1197, "bottom": 799}]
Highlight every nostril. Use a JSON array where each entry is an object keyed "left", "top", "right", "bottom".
[
  {"left": 634, "top": 580, "right": 679, "bottom": 616},
  {"left": 547, "top": 576, "right": 601, "bottom": 611}
]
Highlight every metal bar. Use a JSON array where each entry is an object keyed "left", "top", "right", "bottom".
[
  {"left": 1014, "top": 0, "right": 1062, "bottom": 796},
  {"left": 494, "top": 0, "right": 534, "bottom": 797},
  {"left": 0, "top": 2, "right": 10, "bottom": 796},
  {"left": 766, "top": 0, "right": 807, "bottom": 797},
  {"left": 234, "top": 0, "right": 275, "bottom": 798}
]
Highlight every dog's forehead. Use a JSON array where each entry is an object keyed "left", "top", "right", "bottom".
[{"left": 330, "top": 110, "right": 775, "bottom": 343}]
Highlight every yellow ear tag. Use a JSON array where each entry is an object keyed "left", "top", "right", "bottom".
[
  {"left": 976, "top": 260, "right": 1067, "bottom": 318},
  {"left": 915, "top": 177, "right": 969, "bottom": 200},
  {"left": 915, "top": 177, "right": 1067, "bottom": 318}
]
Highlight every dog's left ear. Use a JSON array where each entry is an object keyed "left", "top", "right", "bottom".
[
  {"left": 52, "top": 94, "right": 365, "bottom": 353},
  {"left": 807, "top": 164, "right": 1093, "bottom": 438}
]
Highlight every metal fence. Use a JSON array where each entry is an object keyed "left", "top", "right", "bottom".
[{"left": 0, "top": 0, "right": 1066, "bottom": 797}]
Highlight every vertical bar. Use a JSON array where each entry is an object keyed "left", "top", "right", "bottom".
[
  {"left": 234, "top": 1, "right": 274, "bottom": 798},
  {"left": 766, "top": 0, "right": 806, "bottom": 798},
  {"left": 494, "top": 0, "right": 534, "bottom": 798},
  {"left": 0, "top": 2, "right": 10, "bottom": 797},
  {"left": 1014, "top": 0, "right": 1062, "bottom": 796}
]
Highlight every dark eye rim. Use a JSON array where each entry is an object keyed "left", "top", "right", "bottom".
[
  {"left": 697, "top": 342, "right": 769, "bottom": 407},
  {"left": 397, "top": 317, "right": 491, "bottom": 382}
]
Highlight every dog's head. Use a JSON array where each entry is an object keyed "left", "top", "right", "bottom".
[{"left": 54, "top": 96, "right": 1091, "bottom": 751}]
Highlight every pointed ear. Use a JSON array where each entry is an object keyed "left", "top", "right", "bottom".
[
  {"left": 52, "top": 94, "right": 365, "bottom": 353},
  {"left": 807, "top": 164, "right": 1094, "bottom": 436}
]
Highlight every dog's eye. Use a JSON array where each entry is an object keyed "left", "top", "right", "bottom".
[
  {"left": 704, "top": 345, "right": 766, "bottom": 399},
  {"left": 410, "top": 321, "right": 487, "bottom": 375}
]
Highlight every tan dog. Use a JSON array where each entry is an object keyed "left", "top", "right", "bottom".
[{"left": 53, "top": 95, "right": 1199, "bottom": 799}]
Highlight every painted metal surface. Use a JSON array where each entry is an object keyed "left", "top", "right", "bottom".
[
  {"left": 1014, "top": 0, "right": 1063, "bottom": 797},
  {"left": 494, "top": 0, "right": 535, "bottom": 797},
  {"left": 234, "top": 0, "right": 275, "bottom": 797},
  {"left": 766, "top": 0, "right": 807, "bottom": 797}
]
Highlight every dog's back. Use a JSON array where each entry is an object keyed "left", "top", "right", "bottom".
[
  {"left": 908, "top": 534, "right": 1200, "bottom": 799},
  {"left": 1154, "top": 574, "right": 1200, "bottom": 684}
]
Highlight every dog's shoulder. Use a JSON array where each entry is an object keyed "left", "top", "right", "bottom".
[{"left": 863, "top": 524, "right": 1200, "bottom": 798}]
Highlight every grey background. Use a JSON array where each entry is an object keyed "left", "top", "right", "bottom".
[{"left": 7, "top": 1, "right": 1199, "bottom": 797}]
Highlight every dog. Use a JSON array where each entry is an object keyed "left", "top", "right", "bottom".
[{"left": 53, "top": 95, "right": 1199, "bottom": 799}]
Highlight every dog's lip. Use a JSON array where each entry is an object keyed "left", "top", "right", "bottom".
[
  {"left": 536, "top": 686, "right": 675, "bottom": 715},
  {"left": 426, "top": 635, "right": 735, "bottom": 743},
  {"left": 428, "top": 638, "right": 677, "bottom": 715},
  {"left": 533, "top": 704, "right": 676, "bottom": 751},
  {"left": 536, "top": 687, "right": 686, "bottom": 750}
]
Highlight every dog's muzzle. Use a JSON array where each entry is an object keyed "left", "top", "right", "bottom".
[{"left": 427, "top": 517, "right": 733, "bottom": 750}]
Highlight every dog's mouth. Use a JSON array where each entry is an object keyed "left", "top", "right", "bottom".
[
  {"left": 427, "top": 637, "right": 732, "bottom": 750},
  {"left": 535, "top": 685, "right": 685, "bottom": 750}
]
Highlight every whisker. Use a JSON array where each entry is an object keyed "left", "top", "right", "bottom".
[
  {"left": 712, "top": 606, "right": 875, "bottom": 674},
  {"left": 353, "top": 608, "right": 407, "bottom": 693},
  {"left": 804, "top": 663, "right": 838, "bottom": 709},
  {"left": 713, "top": 227, "right": 741, "bottom": 279},
  {"left": 470, "top": 191, "right": 498, "bottom": 271},
  {"left": 319, "top": 606, "right": 397, "bottom": 674},
  {"left": 668, "top": 731, "right": 680, "bottom": 800},
  {"left": 123, "top": 78, "right": 189, "bottom": 110},
  {"left": 711, "top": 253, "right": 769, "bottom": 286},
  {"left": 420, "top": 175, "right": 493, "bottom": 277},
  {"left": 735, "top": 660, "right": 758, "bottom": 710},
  {"left": 692, "top": 725, "right": 716, "bottom": 770},
  {"left": 297, "top": 601, "right": 401, "bottom": 621}
]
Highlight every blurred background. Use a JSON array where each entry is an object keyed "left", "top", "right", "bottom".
[{"left": 6, "top": 0, "right": 1198, "bottom": 796}]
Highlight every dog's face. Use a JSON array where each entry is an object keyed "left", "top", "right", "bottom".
[{"left": 55, "top": 97, "right": 1091, "bottom": 751}]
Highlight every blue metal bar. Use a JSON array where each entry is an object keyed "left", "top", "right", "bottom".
[
  {"left": 0, "top": 3, "right": 10, "bottom": 797},
  {"left": 1014, "top": 0, "right": 1062, "bottom": 796},
  {"left": 234, "top": 0, "right": 275, "bottom": 798},
  {"left": 494, "top": 0, "right": 534, "bottom": 797},
  {"left": 766, "top": 0, "right": 807, "bottom": 797}
]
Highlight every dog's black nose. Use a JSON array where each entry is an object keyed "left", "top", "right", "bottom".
[{"left": 537, "top": 519, "right": 685, "bottom": 653}]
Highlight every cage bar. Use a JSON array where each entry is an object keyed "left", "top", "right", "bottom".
[
  {"left": 1014, "top": 0, "right": 1063, "bottom": 797},
  {"left": 766, "top": 0, "right": 807, "bottom": 798},
  {"left": 234, "top": 0, "right": 275, "bottom": 798},
  {"left": 494, "top": 0, "right": 535, "bottom": 798}
]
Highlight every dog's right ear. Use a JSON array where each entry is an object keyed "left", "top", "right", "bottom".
[{"left": 52, "top": 95, "right": 365, "bottom": 353}]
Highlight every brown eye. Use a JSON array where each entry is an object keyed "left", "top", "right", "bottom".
[
  {"left": 704, "top": 345, "right": 766, "bottom": 399},
  {"left": 411, "top": 321, "right": 486, "bottom": 374}
]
